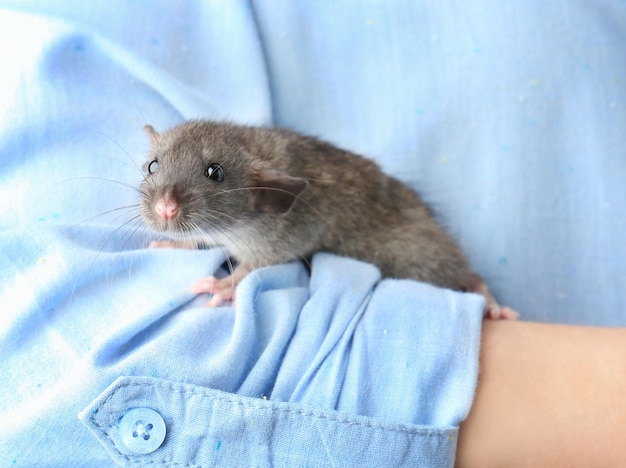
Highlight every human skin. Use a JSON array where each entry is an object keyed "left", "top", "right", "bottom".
[{"left": 456, "top": 319, "right": 626, "bottom": 467}]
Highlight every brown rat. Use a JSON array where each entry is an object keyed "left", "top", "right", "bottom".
[{"left": 140, "top": 120, "right": 515, "bottom": 319}]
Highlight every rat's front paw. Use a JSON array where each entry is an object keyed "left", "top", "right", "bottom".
[
  {"left": 190, "top": 276, "right": 236, "bottom": 307},
  {"left": 149, "top": 239, "right": 199, "bottom": 249},
  {"left": 190, "top": 264, "right": 252, "bottom": 307}
]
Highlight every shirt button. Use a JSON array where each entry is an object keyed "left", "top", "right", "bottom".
[{"left": 119, "top": 407, "right": 167, "bottom": 454}]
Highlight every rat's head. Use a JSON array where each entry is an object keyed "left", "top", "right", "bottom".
[{"left": 139, "top": 121, "right": 308, "bottom": 241}]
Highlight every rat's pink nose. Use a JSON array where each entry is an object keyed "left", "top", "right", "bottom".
[{"left": 155, "top": 196, "right": 179, "bottom": 220}]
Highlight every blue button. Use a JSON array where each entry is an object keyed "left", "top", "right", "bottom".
[{"left": 119, "top": 407, "right": 166, "bottom": 454}]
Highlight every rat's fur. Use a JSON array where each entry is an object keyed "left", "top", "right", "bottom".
[{"left": 141, "top": 120, "right": 504, "bottom": 315}]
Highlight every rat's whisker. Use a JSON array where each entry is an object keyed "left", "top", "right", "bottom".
[
  {"left": 178, "top": 221, "right": 238, "bottom": 302},
  {"left": 195, "top": 208, "right": 246, "bottom": 226},
  {"left": 62, "top": 204, "right": 141, "bottom": 238},
  {"left": 80, "top": 126, "right": 144, "bottom": 176},
  {"left": 128, "top": 76, "right": 149, "bottom": 127},
  {"left": 118, "top": 215, "right": 148, "bottom": 250},
  {"left": 297, "top": 255, "right": 313, "bottom": 271},
  {"left": 42, "top": 176, "right": 141, "bottom": 198},
  {"left": 187, "top": 221, "right": 237, "bottom": 280},
  {"left": 115, "top": 217, "right": 149, "bottom": 278},
  {"left": 188, "top": 212, "right": 260, "bottom": 270},
  {"left": 69, "top": 211, "right": 141, "bottom": 305},
  {"left": 206, "top": 186, "right": 329, "bottom": 225}
]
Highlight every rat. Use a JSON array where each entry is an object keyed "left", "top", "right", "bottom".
[{"left": 140, "top": 120, "right": 516, "bottom": 319}]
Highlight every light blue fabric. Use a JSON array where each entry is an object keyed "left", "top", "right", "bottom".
[
  {"left": 1, "top": 224, "right": 483, "bottom": 466},
  {"left": 1, "top": 0, "right": 626, "bottom": 466}
]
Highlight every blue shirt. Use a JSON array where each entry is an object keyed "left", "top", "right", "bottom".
[
  {"left": 2, "top": 226, "right": 482, "bottom": 466},
  {"left": 2, "top": 0, "right": 626, "bottom": 465}
]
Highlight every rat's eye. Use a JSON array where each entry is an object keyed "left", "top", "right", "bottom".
[
  {"left": 205, "top": 163, "right": 224, "bottom": 182},
  {"left": 147, "top": 159, "right": 159, "bottom": 174}
]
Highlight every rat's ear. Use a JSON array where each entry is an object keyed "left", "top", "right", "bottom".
[
  {"left": 252, "top": 169, "right": 308, "bottom": 214},
  {"left": 144, "top": 125, "right": 160, "bottom": 147}
]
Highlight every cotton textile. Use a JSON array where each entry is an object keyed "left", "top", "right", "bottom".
[{"left": 1, "top": 0, "right": 626, "bottom": 466}]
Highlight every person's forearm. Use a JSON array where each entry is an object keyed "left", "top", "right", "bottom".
[{"left": 456, "top": 320, "right": 626, "bottom": 467}]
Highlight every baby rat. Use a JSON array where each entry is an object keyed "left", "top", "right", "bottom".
[{"left": 140, "top": 120, "right": 514, "bottom": 319}]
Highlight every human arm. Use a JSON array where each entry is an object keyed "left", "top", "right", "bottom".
[{"left": 456, "top": 319, "right": 626, "bottom": 467}]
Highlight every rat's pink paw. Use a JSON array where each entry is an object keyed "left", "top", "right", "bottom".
[
  {"left": 190, "top": 276, "right": 236, "bottom": 307},
  {"left": 149, "top": 239, "right": 198, "bottom": 249},
  {"left": 485, "top": 303, "right": 519, "bottom": 320},
  {"left": 149, "top": 240, "right": 177, "bottom": 248},
  {"left": 190, "top": 265, "right": 252, "bottom": 308}
]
